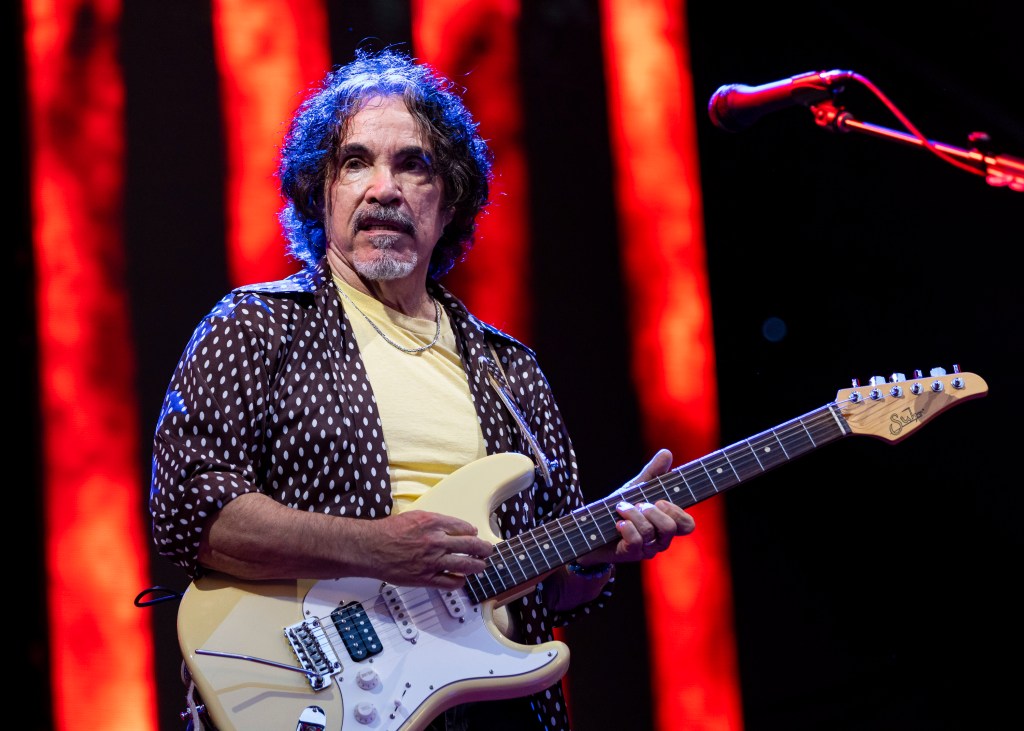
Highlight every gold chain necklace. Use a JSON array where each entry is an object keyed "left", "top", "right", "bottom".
[{"left": 335, "top": 281, "right": 442, "bottom": 354}]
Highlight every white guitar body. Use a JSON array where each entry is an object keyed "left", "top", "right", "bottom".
[
  {"left": 178, "top": 369, "right": 988, "bottom": 731},
  {"left": 178, "top": 453, "right": 568, "bottom": 731}
]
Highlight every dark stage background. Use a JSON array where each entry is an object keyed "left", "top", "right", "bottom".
[{"left": 17, "top": 2, "right": 1022, "bottom": 729}]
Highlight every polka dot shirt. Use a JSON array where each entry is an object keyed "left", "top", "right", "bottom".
[{"left": 150, "top": 260, "right": 613, "bottom": 730}]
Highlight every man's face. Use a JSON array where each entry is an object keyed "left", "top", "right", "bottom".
[{"left": 325, "top": 95, "right": 452, "bottom": 283}]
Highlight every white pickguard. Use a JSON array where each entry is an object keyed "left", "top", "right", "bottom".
[{"left": 300, "top": 578, "right": 559, "bottom": 729}]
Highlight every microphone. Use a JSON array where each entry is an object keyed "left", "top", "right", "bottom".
[{"left": 708, "top": 69, "right": 855, "bottom": 132}]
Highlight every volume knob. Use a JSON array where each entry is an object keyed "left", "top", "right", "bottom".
[{"left": 356, "top": 668, "right": 380, "bottom": 690}]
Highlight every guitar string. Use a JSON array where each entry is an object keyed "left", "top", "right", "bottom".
[
  {"left": 315, "top": 400, "right": 847, "bottom": 622},
  {"left": 308, "top": 390, "right": 924, "bottom": 646},
  {"left": 310, "top": 588, "right": 440, "bottom": 652},
  {"left": 338, "top": 380, "right": 956, "bottom": 613},
  {"left": 453, "top": 404, "right": 841, "bottom": 602},
  {"left": 306, "top": 382, "right": 954, "bottom": 665},
  {"left": 309, "top": 402, "right": 878, "bottom": 666},
  {"left": 310, "top": 399, "right": 829, "bottom": 635},
  {"left": 311, "top": 586, "right": 481, "bottom": 655},
  {"left": 485, "top": 403, "right": 849, "bottom": 579},
  {"left": 516, "top": 400, "right": 868, "bottom": 579},
  {"left": 527, "top": 386, "right": 958, "bottom": 569}
]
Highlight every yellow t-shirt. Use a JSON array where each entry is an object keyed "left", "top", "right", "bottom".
[{"left": 333, "top": 276, "right": 487, "bottom": 513}]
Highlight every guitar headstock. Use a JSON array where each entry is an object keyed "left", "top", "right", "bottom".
[{"left": 835, "top": 367, "right": 988, "bottom": 442}]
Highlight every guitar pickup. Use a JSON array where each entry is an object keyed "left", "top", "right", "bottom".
[
  {"left": 439, "top": 589, "right": 468, "bottom": 621},
  {"left": 330, "top": 601, "right": 383, "bottom": 660},
  {"left": 382, "top": 583, "right": 420, "bottom": 642},
  {"left": 283, "top": 617, "right": 342, "bottom": 691}
]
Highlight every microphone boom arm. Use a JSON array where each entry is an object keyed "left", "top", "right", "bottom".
[{"left": 809, "top": 99, "right": 1024, "bottom": 191}]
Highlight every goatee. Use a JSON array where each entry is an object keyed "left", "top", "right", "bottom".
[{"left": 354, "top": 244, "right": 417, "bottom": 281}]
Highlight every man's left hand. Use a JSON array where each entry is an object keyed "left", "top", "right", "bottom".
[{"left": 579, "top": 449, "right": 696, "bottom": 566}]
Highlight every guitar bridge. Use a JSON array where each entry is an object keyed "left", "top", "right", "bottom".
[{"left": 284, "top": 616, "right": 342, "bottom": 691}]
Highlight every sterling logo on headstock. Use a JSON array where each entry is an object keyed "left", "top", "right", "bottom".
[
  {"left": 836, "top": 367, "right": 986, "bottom": 444},
  {"left": 888, "top": 406, "right": 924, "bottom": 437}
]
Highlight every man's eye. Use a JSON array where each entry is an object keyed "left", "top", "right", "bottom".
[
  {"left": 403, "top": 157, "right": 430, "bottom": 173},
  {"left": 341, "top": 157, "right": 367, "bottom": 170}
]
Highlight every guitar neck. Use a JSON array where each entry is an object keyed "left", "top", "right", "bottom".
[{"left": 465, "top": 402, "right": 849, "bottom": 603}]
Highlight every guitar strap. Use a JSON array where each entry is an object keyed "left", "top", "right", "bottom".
[{"left": 484, "top": 342, "right": 556, "bottom": 489}]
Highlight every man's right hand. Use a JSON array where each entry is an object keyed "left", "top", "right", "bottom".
[
  {"left": 199, "top": 493, "right": 493, "bottom": 586},
  {"left": 356, "top": 510, "right": 495, "bottom": 588}
]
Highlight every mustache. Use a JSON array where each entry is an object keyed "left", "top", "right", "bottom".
[{"left": 352, "top": 206, "right": 416, "bottom": 236}]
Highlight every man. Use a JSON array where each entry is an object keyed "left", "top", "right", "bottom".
[{"left": 151, "top": 48, "right": 695, "bottom": 731}]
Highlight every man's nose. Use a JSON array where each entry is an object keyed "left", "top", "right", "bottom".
[{"left": 365, "top": 166, "right": 401, "bottom": 205}]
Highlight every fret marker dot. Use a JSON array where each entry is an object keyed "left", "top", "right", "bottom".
[
  {"left": 588, "top": 533, "right": 598, "bottom": 542},
  {"left": 579, "top": 515, "right": 589, "bottom": 522},
  {"left": 763, "top": 446, "right": 771, "bottom": 453},
  {"left": 672, "top": 486, "right": 680, "bottom": 492},
  {"left": 716, "top": 467, "right": 723, "bottom": 474},
  {"left": 542, "top": 543, "right": 550, "bottom": 550},
  {"left": 517, "top": 553, "right": 526, "bottom": 561}
]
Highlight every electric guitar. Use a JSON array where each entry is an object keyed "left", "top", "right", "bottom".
[{"left": 177, "top": 367, "right": 987, "bottom": 731}]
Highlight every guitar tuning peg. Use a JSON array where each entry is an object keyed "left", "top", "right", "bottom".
[
  {"left": 851, "top": 378, "right": 860, "bottom": 387},
  {"left": 930, "top": 367, "right": 948, "bottom": 376},
  {"left": 865, "top": 376, "right": 887, "bottom": 400},
  {"left": 890, "top": 372, "right": 906, "bottom": 382},
  {"left": 913, "top": 369, "right": 923, "bottom": 379},
  {"left": 952, "top": 364, "right": 961, "bottom": 373}
]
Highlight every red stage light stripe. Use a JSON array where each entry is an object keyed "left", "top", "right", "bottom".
[
  {"left": 211, "top": 0, "right": 330, "bottom": 286},
  {"left": 411, "top": 0, "right": 531, "bottom": 341},
  {"left": 600, "top": 1, "right": 744, "bottom": 729},
  {"left": 24, "top": 1, "right": 158, "bottom": 729}
]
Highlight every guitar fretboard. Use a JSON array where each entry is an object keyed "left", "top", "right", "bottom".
[{"left": 465, "top": 402, "right": 850, "bottom": 604}]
